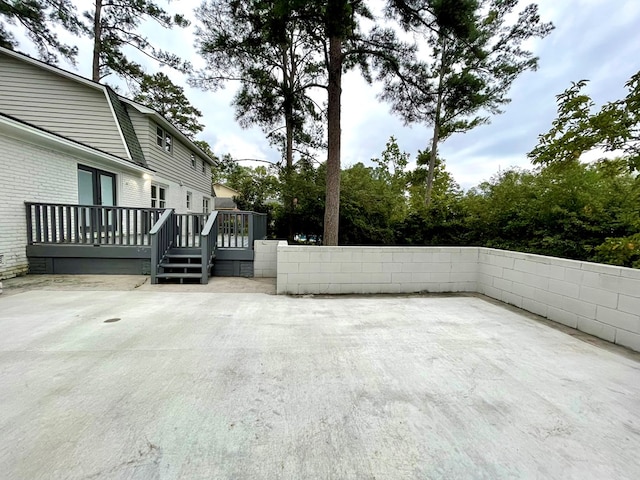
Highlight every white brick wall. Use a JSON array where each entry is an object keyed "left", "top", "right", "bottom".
[
  {"left": 276, "top": 245, "right": 640, "bottom": 352},
  {"left": 253, "top": 240, "right": 280, "bottom": 277},
  {"left": 0, "top": 132, "right": 148, "bottom": 279}
]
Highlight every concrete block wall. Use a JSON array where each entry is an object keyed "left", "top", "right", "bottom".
[
  {"left": 477, "top": 248, "right": 640, "bottom": 352},
  {"left": 276, "top": 246, "right": 478, "bottom": 295},
  {"left": 253, "top": 240, "right": 280, "bottom": 278},
  {"left": 276, "top": 244, "right": 640, "bottom": 352}
]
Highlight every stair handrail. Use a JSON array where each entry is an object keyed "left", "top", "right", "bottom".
[
  {"left": 150, "top": 208, "right": 175, "bottom": 284},
  {"left": 200, "top": 210, "right": 219, "bottom": 284}
]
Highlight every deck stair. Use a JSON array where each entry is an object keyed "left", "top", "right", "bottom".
[{"left": 155, "top": 247, "right": 215, "bottom": 283}]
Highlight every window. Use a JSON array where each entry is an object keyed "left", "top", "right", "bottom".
[
  {"left": 203, "top": 197, "right": 210, "bottom": 213},
  {"left": 202, "top": 159, "right": 206, "bottom": 174},
  {"left": 186, "top": 191, "right": 192, "bottom": 210},
  {"left": 156, "top": 125, "right": 172, "bottom": 153},
  {"left": 151, "top": 184, "right": 166, "bottom": 208},
  {"left": 191, "top": 153, "right": 196, "bottom": 169}
]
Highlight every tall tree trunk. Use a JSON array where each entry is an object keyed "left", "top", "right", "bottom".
[
  {"left": 426, "top": 36, "right": 447, "bottom": 206},
  {"left": 284, "top": 113, "right": 295, "bottom": 241},
  {"left": 283, "top": 45, "right": 295, "bottom": 242},
  {"left": 91, "top": 0, "right": 103, "bottom": 82},
  {"left": 323, "top": 34, "right": 342, "bottom": 245}
]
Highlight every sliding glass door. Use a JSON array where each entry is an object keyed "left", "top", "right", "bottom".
[{"left": 77, "top": 165, "right": 116, "bottom": 237}]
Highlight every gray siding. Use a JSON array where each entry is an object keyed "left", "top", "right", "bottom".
[
  {"left": 0, "top": 52, "right": 129, "bottom": 159},
  {"left": 132, "top": 112, "right": 211, "bottom": 195}
]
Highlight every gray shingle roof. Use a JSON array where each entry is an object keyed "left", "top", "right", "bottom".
[{"left": 105, "top": 87, "right": 147, "bottom": 168}]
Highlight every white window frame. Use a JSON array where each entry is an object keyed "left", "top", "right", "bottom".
[
  {"left": 151, "top": 184, "right": 166, "bottom": 208},
  {"left": 203, "top": 197, "right": 210, "bottom": 213},
  {"left": 202, "top": 159, "right": 206, "bottom": 174},
  {"left": 190, "top": 153, "right": 196, "bottom": 169},
  {"left": 186, "top": 191, "right": 192, "bottom": 210},
  {"left": 156, "top": 125, "right": 173, "bottom": 154}
]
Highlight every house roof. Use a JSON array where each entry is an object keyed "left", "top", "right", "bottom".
[
  {"left": 213, "top": 183, "right": 241, "bottom": 197},
  {"left": 0, "top": 46, "right": 216, "bottom": 167},
  {"left": 0, "top": 112, "right": 154, "bottom": 175}
]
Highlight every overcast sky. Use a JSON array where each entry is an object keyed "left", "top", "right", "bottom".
[{"left": 11, "top": 0, "right": 640, "bottom": 189}]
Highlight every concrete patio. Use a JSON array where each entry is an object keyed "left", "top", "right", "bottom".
[{"left": 1, "top": 279, "right": 639, "bottom": 479}]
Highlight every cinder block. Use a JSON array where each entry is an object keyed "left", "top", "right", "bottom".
[
  {"left": 614, "top": 329, "right": 640, "bottom": 351},
  {"left": 411, "top": 272, "right": 431, "bottom": 283},
  {"left": 451, "top": 272, "right": 475, "bottom": 283},
  {"left": 298, "top": 283, "right": 319, "bottom": 295},
  {"left": 510, "top": 281, "right": 535, "bottom": 300},
  {"left": 548, "top": 278, "right": 579, "bottom": 299},
  {"left": 392, "top": 252, "right": 413, "bottom": 263},
  {"left": 340, "top": 262, "right": 362, "bottom": 273},
  {"left": 596, "top": 306, "right": 639, "bottom": 332},
  {"left": 432, "top": 252, "right": 452, "bottom": 263},
  {"left": 577, "top": 317, "right": 616, "bottom": 343},
  {"left": 319, "top": 262, "right": 342, "bottom": 273},
  {"left": 579, "top": 286, "right": 618, "bottom": 309},
  {"left": 493, "top": 277, "right": 512, "bottom": 292},
  {"left": 501, "top": 291, "right": 523, "bottom": 309},
  {"left": 330, "top": 251, "right": 352, "bottom": 263},
  {"left": 362, "top": 262, "right": 383, "bottom": 273},
  {"left": 411, "top": 251, "right": 434, "bottom": 263},
  {"left": 383, "top": 262, "right": 403, "bottom": 273},
  {"left": 618, "top": 294, "right": 640, "bottom": 316},
  {"left": 481, "top": 285, "right": 501, "bottom": 300},
  {"left": 480, "top": 263, "right": 503, "bottom": 278},
  {"left": 287, "top": 273, "right": 310, "bottom": 285},
  {"left": 514, "top": 258, "right": 537, "bottom": 274},
  {"left": 426, "top": 262, "right": 452, "bottom": 273},
  {"left": 522, "top": 298, "right": 548, "bottom": 318},
  {"left": 547, "top": 306, "right": 578, "bottom": 328},
  {"left": 277, "top": 262, "right": 299, "bottom": 274},
  {"left": 561, "top": 296, "right": 597, "bottom": 319},
  {"left": 392, "top": 272, "right": 413, "bottom": 284},
  {"left": 534, "top": 288, "right": 564, "bottom": 310}
]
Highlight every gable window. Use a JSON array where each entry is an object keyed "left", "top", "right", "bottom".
[
  {"left": 151, "top": 184, "right": 166, "bottom": 208},
  {"left": 156, "top": 125, "right": 172, "bottom": 153},
  {"left": 186, "top": 191, "right": 192, "bottom": 210},
  {"left": 191, "top": 153, "right": 196, "bottom": 169}
]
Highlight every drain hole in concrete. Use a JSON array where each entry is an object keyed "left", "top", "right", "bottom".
[{"left": 103, "top": 318, "right": 121, "bottom": 323}]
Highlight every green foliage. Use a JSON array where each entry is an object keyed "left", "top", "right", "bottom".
[
  {"left": 225, "top": 164, "right": 279, "bottom": 214},
  {"left": 86, "top": 0, "right": 190, "bottom": 85},
  {"left": 382, "top": 0, "right": 553, "bottom": 204},
  {"left": 529, "top": 71, "right": 640, "bottom": 172},
  {"left": 0, "top": 0, "right": 83, "bottom": 63},
  {"left": 593, "top": 234, "right": 640, "bottom": 269},
  {"left": 460, "top": 161, "right": 639, "bottom": 261},
  {"left": 192, "top": 0, "right": 325, "bottom": 165},
  {"left": 132, "top": 72, "right": 204, "bottom": 138}
]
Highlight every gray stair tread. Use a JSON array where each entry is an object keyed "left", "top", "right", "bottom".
[
  {"left": 165, "top": 254, "right": 201, "bottom": 259},
  {"left": 156, "top": 273, "right": 203, "bottom": 279},
  {"left": 160, "top": 263, "right": 203, "bottom": 268}
]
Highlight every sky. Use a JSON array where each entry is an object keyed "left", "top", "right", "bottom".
[{"left": 8, "top": 0, "right": 640, "bottom": 189}]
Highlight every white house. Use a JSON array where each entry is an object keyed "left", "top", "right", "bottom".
[{"left": 0, "top": 46, "right": 216, "bottom": 279}]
